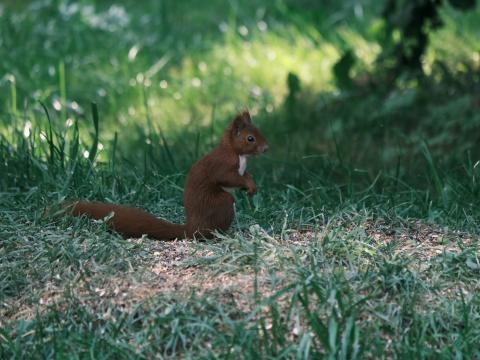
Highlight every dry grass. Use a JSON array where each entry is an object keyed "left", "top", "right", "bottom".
[{"left": 4, "top": 218, "right": 476, "bottom": 327}]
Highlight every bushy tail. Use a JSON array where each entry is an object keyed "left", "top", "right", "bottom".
[{"left": 65, "top": 201, "right": 187, "bottom": 240}]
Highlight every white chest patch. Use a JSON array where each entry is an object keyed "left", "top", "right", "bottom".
[
  {"left": 222, "top": 187, "right": 235, "bottom": 193},
  {"left": 238, "top": 155, "right": 247, "bottom": 176},
  {"left": 221, "top": 156, "right": 248, "bottom": 193}
]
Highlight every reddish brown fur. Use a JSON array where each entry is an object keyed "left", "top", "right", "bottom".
[{"left": 67, "top": 111, "right": 268, "bottom": 240}]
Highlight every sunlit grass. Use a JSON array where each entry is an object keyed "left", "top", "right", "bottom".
[
  {"left": 137, "top": 24, "right": 341, "bottom": 132},
  {"left": 427, "top": 4, "right": 480, "bottom": 72}
]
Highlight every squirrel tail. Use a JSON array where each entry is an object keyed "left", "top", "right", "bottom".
[{"left": 65, "top": 201, "right": 187, "bottom": 240}]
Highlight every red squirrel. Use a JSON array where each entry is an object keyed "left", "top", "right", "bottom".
[{"left": 67, "top": 111, "right": 268, "bottom": 240}]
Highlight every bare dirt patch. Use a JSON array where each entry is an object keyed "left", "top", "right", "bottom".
[{"left": 3, "top": 219, "right": 477, "bottom": 325}]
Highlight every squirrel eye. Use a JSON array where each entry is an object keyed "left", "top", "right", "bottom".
[{"left": 247, "top": 135, "right": 255, "bottom": 142}]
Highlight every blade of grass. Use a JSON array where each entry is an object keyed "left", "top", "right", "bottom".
[{"left": 88, "top": 102, "right": 99, "bottom": 163}]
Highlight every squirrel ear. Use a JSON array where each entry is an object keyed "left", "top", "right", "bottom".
[
  {"left": 241, "top": 110, "right": 252, "bottom": 124},
  {"left": 232, "top": 111, "right": 251, "bottom": 135}
]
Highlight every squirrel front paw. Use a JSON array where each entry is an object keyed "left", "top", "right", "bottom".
[{"left": 246, "top": 183, "right": 256, "bottom": 196}]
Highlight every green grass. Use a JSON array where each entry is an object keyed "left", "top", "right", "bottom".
[{"left": 1, "top": 0, "right": 480, "bottom": 358}]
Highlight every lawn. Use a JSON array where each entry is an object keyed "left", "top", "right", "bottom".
[{"left": 1, "top": 0, "right": 480, "bottom": 358}]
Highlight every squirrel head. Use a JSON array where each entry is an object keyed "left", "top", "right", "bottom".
[{"left": 229, "top": 110, "right": 268, "bottom": 155}]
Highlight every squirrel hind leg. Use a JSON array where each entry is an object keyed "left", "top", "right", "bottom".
[{"left": 185, "top": 225, "right": 214, "bottom": 241}]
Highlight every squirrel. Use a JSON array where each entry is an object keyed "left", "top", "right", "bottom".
[{"left": 66, "top": 111, "right": 268, "bottom": 240}]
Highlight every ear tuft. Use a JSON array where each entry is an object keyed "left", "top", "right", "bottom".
[
  {"left": 232, "top": 111, "right": 251, "bottom": 135},
  {"left": 241, "top": 110, "right": 252, "bottom": 124}
]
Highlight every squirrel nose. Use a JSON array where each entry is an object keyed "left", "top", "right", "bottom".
[{"left": 262, "top": 144, "right": 269, "bottom": 153}]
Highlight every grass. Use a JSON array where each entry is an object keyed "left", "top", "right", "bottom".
[{"left": 1, "top": 0, "right": 480, "bottom": 358}]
